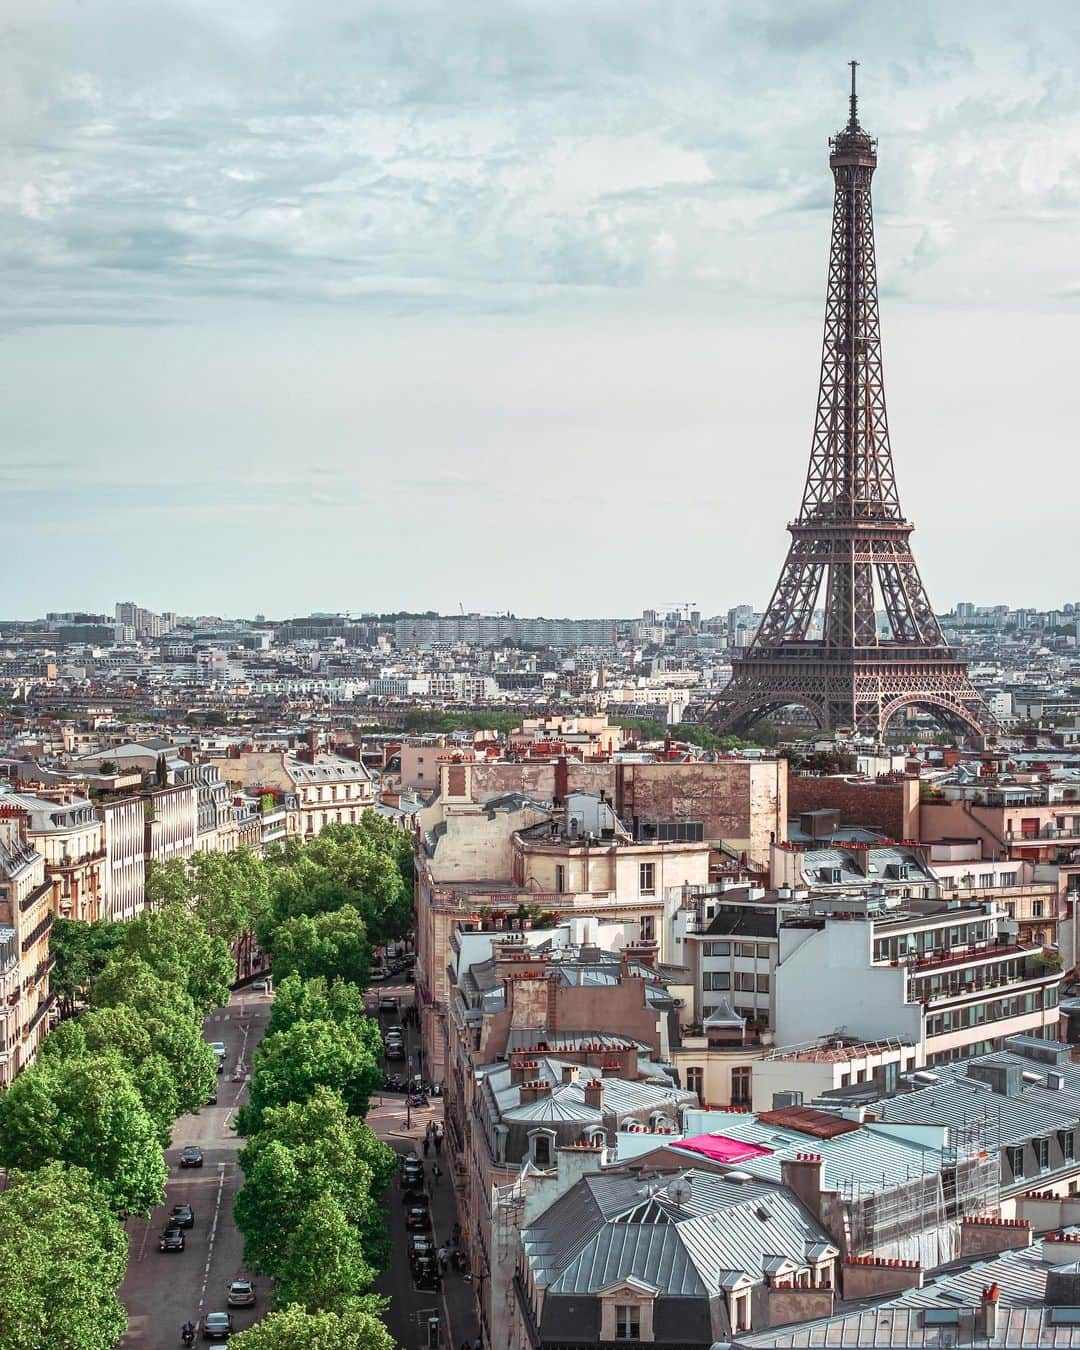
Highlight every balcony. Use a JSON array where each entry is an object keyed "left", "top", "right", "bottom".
[
  {"left": 50, "top": 848, "right": 106, "bottom": 871},
  {"left": 906, "top": 942, "right": 1036, "bottom": 974}
]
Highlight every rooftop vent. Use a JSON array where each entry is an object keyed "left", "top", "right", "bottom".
[{"left": 723, "top": 1171, "right": 753, "bottom": 1184}]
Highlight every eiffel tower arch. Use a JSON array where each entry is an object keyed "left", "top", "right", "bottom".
[{"left": 707, "top": 66, "right": 995, "bottom": 746}]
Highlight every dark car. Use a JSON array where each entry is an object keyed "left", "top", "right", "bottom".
[
  {"left": 179, "top": 1146, "right": 204, "bottom": 1168},
  {"left": 159, "top": 1226, "right": 185, "bottom": 1253},
  {"left": 203, "top": 1311, "right": 232, "bottom": 1340},
  {"left": 413, "top": 1255, "right": 441, "bottom": 1290},
  {"left": 170, "top": 1204, "right": 195, "bottom": 1229},
  {"left": 227, "top": 1278, "right": 256, "bottom": 1308},
  {"left": 408, "top": 1234, "right": 435, "bottom": 1264},
  {"left": 384, "top": 1043, "right": 405, "bottom": 1060},
  {"left": 400, "top": 1160, "right": 425, "bottom": 1184},
  {"left": 405, "top": 1205, "right": 432, "bottom": 1232}
]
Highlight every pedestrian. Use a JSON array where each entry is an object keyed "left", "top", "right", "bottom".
[
  {"left": 438, "top": 1245, "right": 448, "bottom": 1274},
  {"left": 422, "top": 1136, "right": 430, "bottom": 1157},
  {"left": 426, "top": 1121, "right": 434, "bottom": 1140},
  {"left": 432, "top": 1162, "right": 442, "bottom": 1182},
  {"left": 434, "top": 1133, "right": 443, "bottom": 1154},
  {"left": 452, "top": 1221, "right": 461, "bottom": 1243}
]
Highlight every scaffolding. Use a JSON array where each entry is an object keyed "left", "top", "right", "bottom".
[{"left": 841, "top": 1122, "right": 1000, "bottom": 1267}]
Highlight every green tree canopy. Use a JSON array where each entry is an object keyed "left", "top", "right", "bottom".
[
  {"left": 234, "top": 1086, "right": 394, "bottom": 1276},
  {"left": 122, "top": 900, "right": 234, "bottom": 1012},
  {"left": 227, "top": 1299, "right": 394, "bottom": 1350},
  {"left": 274, "top": 1193, "right": 376, "bottom": 1313},
  {"left": 266, "top": 906, "right": 371, "bottom": 989},
  {"left": 267, "top": 973, "right": 365, "bottom": 1038},
  {"left": 0, "top": 1052, "right": 167, "bottom": 1215},
  {"left": 239, "top": 1019, "right": 381, "bottom": 1134},
  {"left": 150, "top": 848, "right": 273, "bottom": 943},
  {"left": 49, "top": 918, "right": 127, "bottom": 1018},
  {"left": 0, "top": 1162, "right": 129, "bottom": 1350}
]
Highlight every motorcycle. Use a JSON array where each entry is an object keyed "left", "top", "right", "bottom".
[{"left": 181, "top": 1325, "right": 196, "bottom": 1347}]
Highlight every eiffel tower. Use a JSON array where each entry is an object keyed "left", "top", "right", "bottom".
[{"left": 707, "top": 66, "right": 994, "bottom": 744}]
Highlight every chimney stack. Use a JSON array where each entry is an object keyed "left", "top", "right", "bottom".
[
  {"left": 583, "top": 1080, "right": 604, "bottom": 1111},
  {"left": 780, "top": 1152, "right": 824, "bottom": 1220},
  {"left": 561, "top": 1065, "right": 579, "bottom": 1085},
  {"left": 978, "top": 1283, "right": 999, "bottom": 1340}
]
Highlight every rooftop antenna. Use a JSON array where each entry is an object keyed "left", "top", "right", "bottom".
[{"left": 848, "top": 59, "right": 860, "bottom": 131}]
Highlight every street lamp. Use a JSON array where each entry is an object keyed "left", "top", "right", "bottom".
[{"left": 406, "top": 1053, "right": 413, "bottom": 1130}]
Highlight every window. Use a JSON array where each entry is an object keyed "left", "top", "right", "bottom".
[
  {"left": 1006, "top": 1145, "right": 1025, "bottom": 1179},
  {"left": 1036, "top": 1137, "right": 1050, "bottom": 1172},
  {"left": 703, "top": 941, "right": 730, "bottom": 957},
  {"left": 1060, "top": 1131, "right": 1075, "bottom": 1162},
  {"left": 615, "top": 1306, "right": 640, "bottom": 1340},
  {"left": 640, "top": 915, "right": 655, "bottom": 942},
  {"left": 736, "top": 942, "right": 758, "bottom": 958},
  {"left": 734, "top": 972, "right": 755, "bottom": 992},
  {"left": 704, "top": 972, "right": 731, "bottom": 991},
  {"left": 656, "top": 820, "right": 704, "bottom": 843},
  {"left": 731, "top": 1066, "right": 751, "bottom": 1107},
  {"left": 555, "top": 865, "right": 565, "bottom": 894},
  {"left": 756, "top": 974, "right": 770, "bottom": 993},
  {"left": 532, "top": 1135, "right": 552, "bottom": 1167},
  {"left": 638, "top": 863, "right": 655, "bottom": 895},
  {"left": 686, "top": 1067, "right": 704, "bottom": 1097},
  {"left": 1001, "top": 872, "right": 1017, "bottom": 887},
  {"left": 1032, "top": 900, "right": 1044, "bottom": 918},
  {"left": 756, "top": 943, "right": 771, "bottom": 959},
  {"left": 979, "top": 873, "right": 996, "bottom": 888}
]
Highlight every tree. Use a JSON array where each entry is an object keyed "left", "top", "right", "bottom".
[
  {"left": 227, "top": 1299, "right": 394, "bottom": 1350},
  {"left": 90, "top": 956, "right": 218, "bottom": 1114},
  {"left": 0, "top": 1053, "right": 167, "bottom": 1215},
  {"left": 188, "top": 848, "right": 271, "bottom": 943},
  {"left": 267, "top": 906, "right": 371, "bottom": 989},
  {"left": 273, "top": 1193, "right": 375, "bottom": 1313},
  {"left": 122, "top": 900, "right": 234, "bottom": 1012},
  {"left": 234, "top": 1087, "right": 394, "bottom": 1275},
  {"left": 49, "top": 918, "right": 127, "bottom": 1018},
  {"left": 267, "top": 974, "right": 364, "bottom": 1038},
  {"left": 0, "top": 1162, "right": 129, "bottom": 1350},
  {"left": 239, "top": 1019, "right": 381, "bottom": 1134}
]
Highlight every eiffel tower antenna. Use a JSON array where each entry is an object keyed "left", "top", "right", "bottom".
[
  {"left": 704, "top": 69, "right": 995, "bottom": 745},
  {"left": 848, "top": 59, "right": 859, "bottom": 131}
]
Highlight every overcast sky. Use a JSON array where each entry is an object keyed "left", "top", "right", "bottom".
[{"left": 3, "top": 0, "right": 1077, "bottom": 620}]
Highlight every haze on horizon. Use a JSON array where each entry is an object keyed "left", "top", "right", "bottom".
[{"left": 2, "top": 1, "right": 1078, "bottom": 620}]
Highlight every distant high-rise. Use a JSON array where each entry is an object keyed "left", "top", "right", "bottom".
[{"left": 708, "top": 67, "right": 994, "bottom": 743}]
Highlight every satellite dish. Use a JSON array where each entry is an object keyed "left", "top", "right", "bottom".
[{"left": 666, "top": 1177, "right": 692, "bottom": 1208}]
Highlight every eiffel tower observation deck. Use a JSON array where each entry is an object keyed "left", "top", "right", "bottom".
[{"left": 708, "top": 65, "right": 995, "bottom": 745}]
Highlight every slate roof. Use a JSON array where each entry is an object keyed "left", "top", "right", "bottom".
[
  {"left": 523, "top": 1170, "right": 837, "bottom": 1299},
  {"left": 736, "top": 1231, "right": 1080, "bottom": 1348}
]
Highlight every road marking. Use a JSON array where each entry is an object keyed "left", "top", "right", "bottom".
[{"left": 198, "top": 1164, "right": 227, "bottom": 1315}]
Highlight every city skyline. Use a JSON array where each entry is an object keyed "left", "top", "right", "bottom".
[{"left": 4, "top": 2, "right": 1079, "bottom": 615}]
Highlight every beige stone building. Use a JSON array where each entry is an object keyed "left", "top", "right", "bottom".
[
  {"left": 208, "top": 748, "right": 374, "bottom": 841},
  {"left": 2, "top": 788, "right": 105, "bottom": 921},
  {"left": 0, "top": 806, "right": 56, "bottom": 1084}
]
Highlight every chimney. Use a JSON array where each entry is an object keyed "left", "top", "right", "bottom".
[
  {"left": 519, "top": 1079, "right": 552, "bottom": 1105},
  {"left": 781, "top": 1152, "right": 824, "bottom": 1220},
  {"left": 601, "top": 1059, "right": 624, "bottom": 1079},
  {"left": 583, "top": 1080, "right": 604, "bottom": 1111},
  {"left": 561, "top": 1065, "right": 579, "bottom": 1085},
  {"left": 509, "top": 1056, "right": 538, "bottom": 1086},
  {"left": 308, "top": 727, "right": 319, "bottom": 756},
  {"left": 978, "top": 1284, "right": 999, "bottom": 1339}
]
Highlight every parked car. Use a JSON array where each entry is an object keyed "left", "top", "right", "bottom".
[
  {"left": 227, "top": 1279, "right": 256, "bottom": 1308},
  {"left": 159, "top": 1227, "right": 185, "bottom": 1253},
  {"left": 400, "top": 1159, "right": 425, "bottom": 1186},
  {"left": 179, "top": 1146, "right": 204, "bottom": 1169},
  {"left": 385, "top": 1043, "right": 405, "bottom": 1060},
  {"left": 206, "top": 1088, "right": 218, "bottom": 1106},
  {"left": 408, "top": 1234, "right": 435, "bottom": 1265},
  {"left": 209, "top": 1041, "right": 227, "bottom": 1057},
  {"left": 170, "top": 1204, "right": 195, "bottom": 1229},
  {"left": 378, "top": 995, "right": 399, "bottom": 1014},
  {"left": 203, "top": 1311, "right": 232, "bottom": 1340},
  {"left": 251, "top": 980, "right": 269, "bottom": 994},
  {"left": 405, "top": 1205, "right": 432, "bottom": 1232},
  {"left": 413, "top": 1255, "right": 442, "bottom": 1290}
]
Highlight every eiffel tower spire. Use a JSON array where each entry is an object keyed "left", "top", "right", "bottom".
[{"left": 706, "top": 70, "right": 994, "bottom": 743}]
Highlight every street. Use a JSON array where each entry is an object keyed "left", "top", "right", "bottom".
[
  {"left": 367, "top": 980, "right": 478, "bottom": 1350},
  {"left": 116, "top": 973, "right": 476, "bottom": 1350},
  {"left": 118, "top": 987, "right": 272, "bottom": 1348}
]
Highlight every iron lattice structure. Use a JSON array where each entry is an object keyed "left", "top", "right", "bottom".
[{"left": 708, "top": 67, "right": 994, "bottom": 744}]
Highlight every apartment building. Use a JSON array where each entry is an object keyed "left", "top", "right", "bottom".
[
  {"left": 209, "top": 747, "right": 374, "bottom": 840},
  {"left": 0, "top": 787, "right": 106, "bottom": 921},
  {"left": 97, "top": 796, "right": 146, "bottom": 921},
  {"left": 444, "top": 926, "right": 693, "bottom": 1350},
  {"left": 415, "top": 781, "right": 708, "bottom": 1080},
  {"left": 922, "top": 778, "right": 1080, "bottom": 866},
  {"left": 774, "top": 891, "right": 1062, "bottom": 1067},
  {"left": 144, "top": 783, "right": 199, "bottom": 865},
  {"left": 0, "top": 807, "right": 55, "bottom": 1083},
  {"left": 175, "top": 762, "right": 236, "bottom": 852}
]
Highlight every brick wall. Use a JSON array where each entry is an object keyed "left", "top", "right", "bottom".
[{"left": 788, "top": 775, "right": 918, "bottom": 841}]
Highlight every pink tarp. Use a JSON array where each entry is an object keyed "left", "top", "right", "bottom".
[{"left": 676, "top": 1134, "right": 773, "bottom": 1164}]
